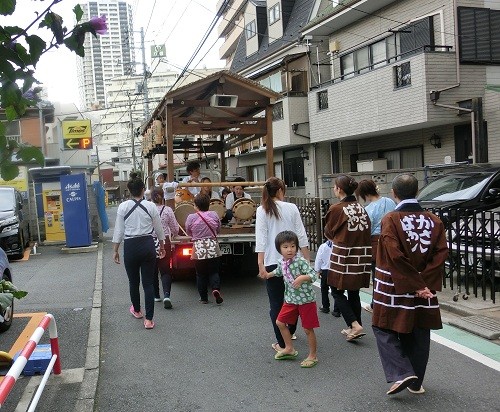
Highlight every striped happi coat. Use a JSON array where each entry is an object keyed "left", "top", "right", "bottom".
[
  {"left": 324, "top": 196, "right": 372, "bottom": 291},
  {"left": 372, "top": 202, "right": 448, "bottom": 334}
]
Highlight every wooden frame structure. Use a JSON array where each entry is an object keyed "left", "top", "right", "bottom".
[{"left": 141, "top": 70, "right": 281, "bottom": 181}]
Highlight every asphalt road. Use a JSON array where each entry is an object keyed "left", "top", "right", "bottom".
[{"left": 2, "top": 206, "right": 499, "bottom": 412}]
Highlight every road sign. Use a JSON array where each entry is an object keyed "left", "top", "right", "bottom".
[
  {"left": 151, "top": 44, "right": 166, "bottom": 58},
  {"left": 63, "top": 138, "right": 93, "bottom": 150},
  {"left": 62, "top": 120, "right": 92, "bottom": 150}
]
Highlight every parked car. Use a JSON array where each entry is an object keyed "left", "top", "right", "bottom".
[
  {"left": 417, "top": 163, "right": 500, "bottom": 213},
  {"left": 0, "top": 247, "right": 13, "bottom": 332},
  {"left": 418, "top": 164, "right": 500, "bottom": 298},
  {"left": 0, "top": 186, "right": 30, "bottom": 259}
]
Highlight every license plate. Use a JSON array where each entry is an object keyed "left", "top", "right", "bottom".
[{"left": 219, "top": 243, "right": 231, "bottom": 254}]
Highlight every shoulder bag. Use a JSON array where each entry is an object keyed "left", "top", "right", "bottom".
[{"left": 191, "top": 212, "right": 222, "bottom": 260}]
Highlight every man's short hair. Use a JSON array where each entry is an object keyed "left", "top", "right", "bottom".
[
  {"left": 186, "top": 161, "right": 201, "bottom": 173},
  {"left": 392, "top": 174, "right": 419, "bottom": 200}
]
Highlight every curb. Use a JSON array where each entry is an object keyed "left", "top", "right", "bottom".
[{"left": 74, "top": 243, "right": 103, "bottom": 412}]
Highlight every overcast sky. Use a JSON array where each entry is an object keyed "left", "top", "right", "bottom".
[{"left": 3, "top": 0, "right": 224, "bottom": 104}]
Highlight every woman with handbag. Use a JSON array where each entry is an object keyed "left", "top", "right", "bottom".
[
  {"left": 151, "top": 187, "right": 180, "bottom": 309},
  {"left": 185, "top": 193, "right": 223, "bottom": 304}
]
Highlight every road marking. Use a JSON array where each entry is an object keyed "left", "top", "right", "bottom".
[
  {"left": 431, "top": 332, "right": 500, "bottom": 372},
  {"left": 14, "top": 368, "right": 84, "bottom": 412},
  {"left": 313, "top": 283, "right": 500, "bottom": 369}
]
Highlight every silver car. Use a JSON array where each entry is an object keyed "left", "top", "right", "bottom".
[{"left": 0, "top": 247, "right": 13, "bottom": 332}]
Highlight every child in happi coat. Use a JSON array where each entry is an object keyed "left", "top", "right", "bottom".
[{"left": 266, "top": 230, "right": 319, "bottom": 368}]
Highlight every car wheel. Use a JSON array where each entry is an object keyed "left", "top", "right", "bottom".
[
  {"left": 13, "top": 233, "right": 25, "bottom": 260},
  {"left": 0, "top": 274, "right": 14, "bottom": 333}
]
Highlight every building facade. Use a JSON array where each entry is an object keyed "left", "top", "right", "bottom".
[
  {"left": 76, "top": 0, "right": 136, "bottom": 111},
  {"left": 217, "top": 0, "right": 500, "bottom": 197}
]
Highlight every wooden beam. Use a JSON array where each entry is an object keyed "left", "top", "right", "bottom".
[
  {"left": 171, "top": 98, "right": 270, "bottom": 108},
  {"left": 166, "top": 106, "right": 174, "bottom": 181}
]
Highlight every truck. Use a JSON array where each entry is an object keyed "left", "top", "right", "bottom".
[
  {"left": 139, "top": 71, "right": 282, "bottom": 279},
  {"left": 169, "top": 181, "right": 261, "bottom": 279}
]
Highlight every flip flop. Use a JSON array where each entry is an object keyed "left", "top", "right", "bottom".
[
  {"left": 300, "top": 358, "right": 318, "bottom": 368},
  {"left": 274, "top": 350, "right": 298, "bottom": 360},
  {"left": 407, "top": 386, "right": 425, "bottom": 394},
  {"left": 387, "top": 376, "right": 418, "bottom": 395},
  {"left": 144, "top": 319, "right": 155, "bottom": 329},
  {"left": 271, "top": 343, "right": 284, "bottom": 352},
  {"left": 341, "top": 328, "right": 351, "bottom": 336},
  {"left": 346, "top": 331, "right": 366, "bottom": 341}
]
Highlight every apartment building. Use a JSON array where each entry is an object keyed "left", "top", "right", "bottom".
[
  {"left": 302, "top": 0, "right": 500, "bottom": 194},
  {"left": 217, "top": 0, "right": 500, "bottom": 196},
  {"left": 217, "top": 0, "right": 316, "bottom": 193},
  {"left": 76, "top": 0, "right": 136, "bottom": 111}
]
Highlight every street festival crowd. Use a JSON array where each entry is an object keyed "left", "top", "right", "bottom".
[{"left": 112, "top": 160, "right": 448, "bottom": 395}]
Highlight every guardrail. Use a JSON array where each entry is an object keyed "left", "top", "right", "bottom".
[{"left": 0, "top": 313, "right": 61, "bottom": 410}]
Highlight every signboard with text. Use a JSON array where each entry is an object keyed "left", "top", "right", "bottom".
[{"left": 62, "top": 119, "right": 93, "bottom": 150}]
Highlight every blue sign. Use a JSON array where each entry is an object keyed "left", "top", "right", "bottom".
[{"left": 60, "top": 174, "right": 92, "bottom": 247}]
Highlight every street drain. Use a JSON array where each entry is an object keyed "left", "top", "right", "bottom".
[{"left": 449, "top": 315, "right": 500, "bottom": 340}]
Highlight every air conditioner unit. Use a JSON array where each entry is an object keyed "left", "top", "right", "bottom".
[
  {"left": 210, "top": 94, "right": 238, "bottom": 108},
  {"left": 329, "top": 39, "right": 340, "bottom": 53}
]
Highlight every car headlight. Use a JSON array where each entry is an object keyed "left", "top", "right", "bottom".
[{"left": 3, "top": 223, "right": 19, "bottom": 232}]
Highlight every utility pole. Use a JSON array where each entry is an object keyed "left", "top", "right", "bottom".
[
  {"left": 96, "top": 146, "right": 102, "bottom": 183},
  {"left": 127, "top": 92, "right": 137, "bottom": 171},
  {"left": 141, "top": 27, "right": 150, "bottom": 120}
]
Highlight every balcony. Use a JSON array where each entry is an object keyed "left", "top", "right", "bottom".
[
  {"left": 217, "top": 0, "right": 245, "bottom": 37},
  {"left": 219, "top": 24, "right": 243, "bottom": 60},
  {"left": 308, "top": 48, "right": 482, "bottom": 142}
]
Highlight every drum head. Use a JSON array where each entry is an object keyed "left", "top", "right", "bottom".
[
  {"left": 174, "top": 201, "right": 195, "bottom": 228},
  {"left": 209, "top": 198, "right": 225, "bottom": 219},
  {"left": 175, "top": 188, "right": 194, "bottom": 204},
  {"left": 232, "top": 198, "right": 256, "bottom": 221}
]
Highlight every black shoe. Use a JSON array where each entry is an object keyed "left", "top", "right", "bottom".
[
  {"left": 319, "top": 307, "right": 330, "bottom": 314},
  {"left": 332, "top": 311, "right": 341, "bottom": 317},
  {"left": 212, "top": 290, "right": 224, "bottom": 305}
]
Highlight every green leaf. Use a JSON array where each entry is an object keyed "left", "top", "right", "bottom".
[
  {"left": 73, "top": 4, "right": 84, "bottom": 23},
  {"left": 25, "top": 35, "right": 46, "bottom": 65},
  {"left": 16, "top": 146, "right": 44, "bottom": 165},
  {"left": 0, "top": 54, "right": 15, "bottom": 80},
  {"left": 5, "top": 106, "right": 19, "bottom": 121},
  {"left": 0, "top": 124, "right": 5, "bottom": 136},
  {"left": 0, "top": 163, "right": 19, "bottom": 181},
  {"left": 3, "top": 25, "right": 24, "bottom": 36},
  {"left": 0, "top": 0, "right": 16, "bottom": 16}
]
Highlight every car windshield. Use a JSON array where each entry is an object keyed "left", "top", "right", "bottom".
[
  {"left": 0, "top": 191, "right": 15, "bottom": 212},
  {"left": 418, "top": 173, "right": 493, "bottom": 202}
]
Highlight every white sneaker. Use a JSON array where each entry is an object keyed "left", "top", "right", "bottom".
[
  {"left": 154, "top": 297, "right": 162, "bottom": 302},
  {"left": 163, "top": 297, "right": 172, "bottom": 309},
  {"left": 291, "top": 334, "right": 297, "bottom": 340}
]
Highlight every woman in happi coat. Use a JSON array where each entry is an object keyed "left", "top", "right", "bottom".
[{"left": 324, "top": 175, "right": 372, "bottom": 342}]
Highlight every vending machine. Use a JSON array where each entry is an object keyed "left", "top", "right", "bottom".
[
  {"left": 42, "top": 190, "right": 66, "bottom": 242},
  {"left": 61, "top": 174, "right": 92, "bottom": 247}
]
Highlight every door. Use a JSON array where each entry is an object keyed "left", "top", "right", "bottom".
[{"left": 454, "top": 124, "right": 472, "bottom": 162}]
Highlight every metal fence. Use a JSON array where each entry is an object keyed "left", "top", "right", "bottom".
[
  {"left": 431, "top": 208, "right": 500, "bottom": 303},
  {"left": 288, "top": 196, "right": 500, "bottom": 302}
]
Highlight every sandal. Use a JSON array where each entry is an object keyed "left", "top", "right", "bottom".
[
  {"left": 129, "top": 305, "right": 143, "bottom": 319},
  {"left": 300, "top": 358, "right": 318, "bottom": 368},
  {"left": 387, "top": 376, "right": 418, "bottom": 395},
  {"left": 144, "top": 319, "right": 155, "bottom": 329},
  {"left": 271, "top": 343, "right": 284, "bottom": 352}
]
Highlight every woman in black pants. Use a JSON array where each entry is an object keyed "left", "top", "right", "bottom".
[
  {"left": 113, "top": 173, "right": 166, "bottom": 329},
  {"left": 255, "top": 177, "right": 310, "bottom": 353}
]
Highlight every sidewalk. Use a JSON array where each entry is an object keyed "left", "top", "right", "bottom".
[{"left": 360, "top": 282, "right": 500, "bottom": 342}]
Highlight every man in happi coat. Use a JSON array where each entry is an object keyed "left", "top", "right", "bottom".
[{"left": 372, "top": 174, "right": 448, "bottom": 396}]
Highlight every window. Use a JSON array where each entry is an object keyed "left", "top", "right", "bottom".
[
  {"left": 394, "top": 62, "right": 411, "bottom": 88},
  {"left": 272, "top": 101, "right": 284, "bottom": 120},
  {"left": 269, "top": 3, "right": 280, "bottom": 25},
  {"left": 245, "top": 20, "right": 256, "bottom": 40},
  {"left": 318, "top": 90, "right": 328, "bottom": 110},
  {"left": 339, "top": 18, "right": 432, "bottom": 80},
  {"left": 250, "top": 165, "right": 266, "bottom": 182},
  {"left": 458, "top": 7, "right": 500, "bottom": 64},
  {"left": 259, "top": 72, "right": 282, "bottom": 92}
]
